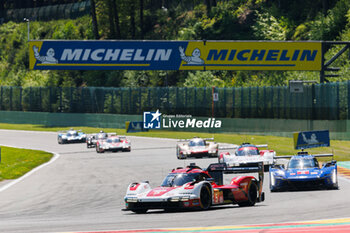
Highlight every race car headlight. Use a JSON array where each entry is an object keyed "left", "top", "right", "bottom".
[
  {"left": 180, "top": 196, "right": 190, "bottom": 201},
  {"left": 170, "top": 197, "right": 180, "bottom": 202},
  {"left": 169, "top": 196, "right": 190, "bottom": 202},
  {"left": 332, "top": 170, "right": 337, "bottom": 184},
  {"left": 275, "top": 170, "right": 285, "bottom": 177},
  {"left": 125, "top": 197, "right": 138, "bottom": 203},
  {"left": 228, "top": 162, "right": 240, "bottom": 166},
  {"left": 270, "top": 173, "right": 275, "bottom": 186}
]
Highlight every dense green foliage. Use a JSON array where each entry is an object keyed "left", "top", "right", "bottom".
[{"left": 1, "top": 0, "right": 350, "bottom": 88}]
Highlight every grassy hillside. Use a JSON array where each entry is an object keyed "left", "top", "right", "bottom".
[{"left": 1, "top": 0, "right": 350, "bottom": 88}]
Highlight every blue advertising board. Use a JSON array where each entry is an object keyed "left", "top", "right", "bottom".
[
  {"left": 293, "top": 130, "right": 330, "bottom": 150},
  {"left": 126, "top": 121, "right": 149, "bottom": 133},
  {"left": 29, "top": 40, "right": 322, "bottom": 71}
]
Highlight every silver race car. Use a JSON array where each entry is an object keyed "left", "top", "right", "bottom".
[
  {"left": 176, "top": 137, "right": 218, "bottom": 159},
  {"left": 57, "top": 129, "right": 86, "bottom": 144},
  {"left": 218, "top": 143, "right": 275, "bottom": 171}
]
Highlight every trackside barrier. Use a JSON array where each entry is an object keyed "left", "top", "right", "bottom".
[
  {"left": 0, "top": 82, "right": 347, "bottom": 120},
  {"left": 0, "top": 111, "right": 350, "bottom": 140}
]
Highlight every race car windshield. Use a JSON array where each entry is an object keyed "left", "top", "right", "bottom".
[
  {"left": 107, "top": 138, "right": 120, "bottom": 143},
  {"left": 235, "top": 147, "right": 259, "bottom": 156},
  {"left": 288, "top": 158, "right": 318, "bottom": 169},
  {"left": 67, "top": 132, "right": 78, "bottom": 137},
  {"left": 161, "top": 173, "right": 199, "bottom": 187},
  {"left": 188, "top": 140, "right": 205, "bottom": 147},
  {"left": 97, "top": 133, "right": 107, "bottom": 139}
]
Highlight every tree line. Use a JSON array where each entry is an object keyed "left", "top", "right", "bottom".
[{"left": 0, "top": 0, "right": 350, "bottom": 88}]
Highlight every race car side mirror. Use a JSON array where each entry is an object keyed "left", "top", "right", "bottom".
[
  {"left": 324, "top": 160, "right": 337, "bottom": 167},
  {"left": 190, "top": 179, "right": 197, "bottom": 185},
  {"left": 272, "top": 164, "right": 284, "bottom": 169}
]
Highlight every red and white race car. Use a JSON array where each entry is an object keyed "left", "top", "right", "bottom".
[
  {"left": 95, "top": 135, "right": 131, "bottom": 153},
  {"left": 124, "top": 162, "right": 265, "bottom": 213},
  {"left": 218, "top": 143, "right": 275, "bottom": 171},
  {"left": 176, "top": 137, "right": 218, "bottom": 159}
]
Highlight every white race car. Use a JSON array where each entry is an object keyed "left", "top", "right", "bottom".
[
  {"left": 124, "top": 162, "right": 265, "bottom": 213},
  {"left": 86, "top": 131, "right": 116, "bottom": 148},
  {"left": 96, "top": 135, "right": 131, "bottom": 153},
  {"left": 57, "top": 129, "right": 86, "bottom": 144},
  {"left": 218, "top": 143, "right": 275, "bottom": 171},
  {"left": 176, "top": 137, "right": 218, "bottom": 159}
]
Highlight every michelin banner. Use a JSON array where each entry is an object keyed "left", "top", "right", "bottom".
[{"left": 29, "top": 40, "right": 322, "bottom": 71}]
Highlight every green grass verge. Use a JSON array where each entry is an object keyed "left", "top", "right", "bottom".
[
  {"left": 0, "top": 123, "right": 349, "bottom": 162},
  {"left": 0, "top": 146, "right": 53, "bottom": 182}
]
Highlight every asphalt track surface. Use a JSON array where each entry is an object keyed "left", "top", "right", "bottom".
[{"left": 0, "top": 130, "right": 349, "bottom": 233}]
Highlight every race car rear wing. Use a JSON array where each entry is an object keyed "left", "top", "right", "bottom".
[
  {"left": 274, "top": 153, "right": 334, "bottom": 159},
  {"left": 178, "top": 137, "right": 214, "bottom": 142},
  {"left": 273, "top": 153, "right": 335, "bottom": 168},
  {"left": 204, "top": 137, "right": 214, "bottom": 141},
  {"left": 219, "top": 143, "right": 268, "bottom": 150},
  {"left": 178, "top": 139, "right": 190, "bottom": 142},
  {"left": 57, "top": 129, "right": 83, "bottom": 133},
  {"left": 218, "top": 144, "right": 239, "bottom": 150},
  {"left": 256, "top": 144, "right": 268, "bottom": 148},
  {"left": 206, "top": 162, "right": 264, "bottom": 186}
]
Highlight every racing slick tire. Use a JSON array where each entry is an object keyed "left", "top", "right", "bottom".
[
  {"left": 270, "top": 180, "right": 281, "bottom": 192},
  {"left": 176, "top": 145, "right": 182, "bottom": 159},
  {"left": 270, "top": 187, "right": 280, "bottom": 192},
  {"left": 269, "top": 174, "right": 281, "bottom": 192},
  {"left": 328, "top": 176, "right": 339, "bottom": 190},
  {"left": 58, "top": 137, "right": 64, "bottom": 144},
  {"left": 131, "top": 208, "right": 148, "bottom": 214},
  {"left": 329, "top": 184, "right": 339, "bottom": 190},
  {"left": 238, "top": 181, "right": 258, "bottom": 207},
  {"left": 96, "top": 146, "right": 104, "bottom": 153},
  {"left": 199, "top": 185, "right": 212, "bottom": 210}
]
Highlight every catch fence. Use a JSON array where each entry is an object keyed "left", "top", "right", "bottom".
[
  {"left": 0, "top": 81, "right": 347, "bottom": 120},
  {"left": 0, "top": 1, "right": 90, "bottom": 23}
]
